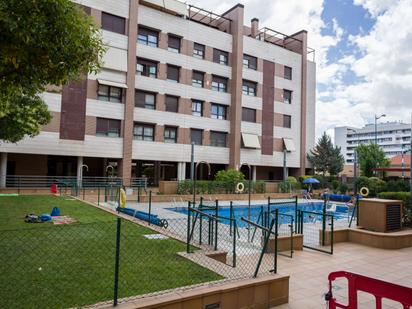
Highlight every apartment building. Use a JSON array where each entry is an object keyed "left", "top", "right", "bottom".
[
  {"left": 335, "top": 122, "right": 412, "bottom": 164},
  {"left": 0, "top": 0, "right": 316, "bottom": 186}
]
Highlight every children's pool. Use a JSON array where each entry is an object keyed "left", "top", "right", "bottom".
[{"left": 167, "top": 202, "right": 350, "bottom": 227}]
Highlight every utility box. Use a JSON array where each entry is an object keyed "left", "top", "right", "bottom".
[{"left": 359, "top": 198, "right": 403, "bottom": 232}]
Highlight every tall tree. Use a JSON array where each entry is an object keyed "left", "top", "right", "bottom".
[
  {"left": 307, "top": 132, "right": 345, "bottom": 176},
  {"left": 356, "top": 143, "right": 390, "bottom": 177},
  {"left": 0, "top": 0, "right": 105, "bottom": 143}
]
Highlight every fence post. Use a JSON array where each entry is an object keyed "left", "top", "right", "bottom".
[
  {"left": 274, "top": 209, "right": 278, "bottom": 274},
  {"left": 331, "top": 216, "right": 334, "bottom": 255},
  {"left": 214, "top": 200, "right": 218, "bottom": 251},
  {"left": 232, "top": 220, "right": 237, "bottom": 267},
  {"left": 148, "top": 190, "right": 152, "bottom": 226},
  {"left": 254, "top": 218, "right": 275, "bottom": 278},
  {"left": 290, "top": 217, "right": 294, "bottom": 258},
  {"left": 229, "top": 201, "right": 233, "bottom": 236},
  {"left": 322, "top": 199, "right": 327, "bottom": 246},
  {"left": 98, "top": 186, "right": 100, "bottom": 206},
  {"left": 113, "top": 217, "right": 121, "bottom": 306},
  {"left": 186, "top": 201, "right": 191, "bottom": 253},
  {"left": 295, "top": 195, "right": 298, "bottom": 232},
  {"left": 137, "top": 187, "right": 140, "bottom": 203}
]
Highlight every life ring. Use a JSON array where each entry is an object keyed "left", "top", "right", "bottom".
[
  {"left": 119, "top": 188, "right": 127, "bottom": 208},
  {"left": 359, "top": 187, "right": 369, "bottom": 197},
  {"left": 235, "top": 182, "right": 245, "bottom": 193}
]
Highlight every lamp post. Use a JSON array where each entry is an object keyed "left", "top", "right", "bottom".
[
  {"left": 193, "top": 161, "right": 211, "bottom": 206},
  {"left": 374, "top": 114, "right": 386, "bottom": 145},
  {"left": 240, "top": 163, "right": 252, "bottom": 241},
  {"left": 410, "top": 113, "right": 412, "bottom": 211}
]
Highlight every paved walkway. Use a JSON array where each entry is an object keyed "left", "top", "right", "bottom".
[{"left": 273, "top": 243, "right": 412, "bottom": 308}]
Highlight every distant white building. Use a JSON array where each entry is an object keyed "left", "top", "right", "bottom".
[{"left": 335, "top": 122, "right": 411, "bottom": 164}]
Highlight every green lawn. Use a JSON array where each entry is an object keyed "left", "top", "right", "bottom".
[{"left": 0, "top": 196, "right": 222, "bottom": 309}]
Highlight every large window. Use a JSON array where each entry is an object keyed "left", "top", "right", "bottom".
[
  {"left": 210, "top": 131, "right": 227, "bottom": 147},
  {"left": 136, "top": 58, "right": 157, "bottom": 78},
  {"left": 97, "top": 84, "right": 122, "bottom": 103},
  {"left": 284, "top": 66, "right": 292, "bottom": 80},
  {"left": 165, "top": 95, "right": 179, "bottom": 113},
  {"left": 243, "top": 54, "right": 257, "bottom": 70},
  {"left": 212, "top": 75, "right": 227, "bottom": 92},
  {"left": 133, "top": 123, "right": 154, "bottom": 141},
  {"left": 137, "top": 26, "right": 158, "bottom": 47},
  {"left": 192, "top": 71, "right": 204, "bottom": 88},
  {"left": 213, "top": 49, "right": 228, "bottom": 65},
  {"left": 211, "top": 103, "right": 227, "bottom": 120},
  {"left": 242, "top": 80, "right": 257, "bottom": 96},
  {"left": 168, "top": 35, "right": 181, "bottom": 53},
  {"left": 167, "top": 64, "right": 180, "bottom": 83},
  {"left": 96, "top": 118, "right": 121, "bottom": 137},
  {"left": 135, "top": 90, "right": 155, "bottom": 109},
  {"left": 101, "top": 12, "right": 125, "bottom": 35},
  {"left": 191, "top": 129, "right": 203, "bottom": 145},
  {"left": 191, "top": 100, "right": 203, "bottom": 117},
  {"left": 283, "top": 89, "right": 292, "bottom": 104},
  {"left": 242, "top": 107, "right": 256, "bottom": 123},
  {"left": 193, "top": 43, "right": 205, "bottom": 59},
  {"left": 164, "top": 126, "right": 177, "bottom": 143},
  {"left": 283, "top": 115, "right": 292, "bottom": 128}
]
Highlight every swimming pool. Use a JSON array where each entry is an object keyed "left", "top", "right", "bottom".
[{"left": 167, "top": 202, "right": 349, "bottom": 227}]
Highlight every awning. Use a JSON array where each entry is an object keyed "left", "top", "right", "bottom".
[
  {"left": 242, "top": 133, "right": 261, "bottom": 149},
  {"left": 97, "top": 79, "right": 128, "bottom": 89},
  {"left": 283, "top": 138, "right": 295, "bottom": 152}
]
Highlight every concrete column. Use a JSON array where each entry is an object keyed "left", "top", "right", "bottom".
[
  {"left": 179, "top": 162, "right": 186, "bottom": 180},
  {"left": 1, "top": 152, "right": 7, "bottom": 188},
  {"left": 77, "top": 156, "right": 83, "bottom": 187},
  {"left": 252, "top": 165, "right": 257, "bottom": 181}
]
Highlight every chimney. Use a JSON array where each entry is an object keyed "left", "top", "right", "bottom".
[{"left": 251, "top": 18, "right": 259, "bottom": 38}]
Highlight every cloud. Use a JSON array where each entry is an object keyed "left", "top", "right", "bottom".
[{"left": 353, "top": 0, "right": 397, "bottom": 17}]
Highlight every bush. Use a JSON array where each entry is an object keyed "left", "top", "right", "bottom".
[
  {"left": 356, "top": 176, "right": 369, "bottom": 190},
  {"left": 176, "top": 179, "right": 266, "bottom": 195},
  {"left": 367, "top": 177, "right": 386, "bottom": 196},
  {"left": 338, "top": 183, "right": 348, "bottom": 194},
  {"left": 386, "top": 180, "right": 410, "bottom": 192},
  {"left": 331, "top": 180, "right": 340, "bottom": 193},
  {"left": 287, "top": 176, "right": 298, "bottom": 183},
  {"left": 253, "top": 181, "right": 266, "bottom": 193}
]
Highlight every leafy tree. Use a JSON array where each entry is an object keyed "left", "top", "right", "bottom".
[
  {"left": 307, "top": 132, "right": 345, "bottom": 176},
  {"left": 356, "top": 143, "right": 390, "bottom": 177},
  {"left": 0, "top": 0, "right": 105, "bottom": 142},
  {"left": 215, "top": 169, "right": 245, "bottom": 183}
]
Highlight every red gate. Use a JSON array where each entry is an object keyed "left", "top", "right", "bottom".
[{"left": 327, "top": 271, "right": 412, "bottom": 309}]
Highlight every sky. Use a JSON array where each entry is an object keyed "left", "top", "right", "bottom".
[{"left": 188, "top": 0, "right": 412, "bottom": 141}]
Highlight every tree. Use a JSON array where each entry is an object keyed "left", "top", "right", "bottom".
[
  {"left": 215, "top": 169, "right": 245, "bottom": 183},
  {"left": 356, "top": 143, "right": 390, "bottom": 177},
  {"left": 307, "top": 132, "right": 345, "bottom": 176},
  {"left": 0, "top": 0, "right": 105, "bottom": 142}
]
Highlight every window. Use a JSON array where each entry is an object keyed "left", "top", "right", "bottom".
[
  {"left": 212, "top": 75, "right": 227, "bottom": 92},
  {"left": 96, "top": 118, "right": 121, "bottom": 137},
  {"left": 211, "top": 103, "right": 227, "bottom": 120},
  {"left": 192, "top": 71, "right": 204, "bottom": 88},
  {"left": 191, "top": 129, "right": 203, "bottom": 145},
  {"left": 136, "top": 58, "right": 157, "bottom": 78},
  {"left": 242, "top": 80, "right": 257, "bottom": 96},
  {"left": 133, "top": 123, "right": 154, "bottom": 141},
  {"left": 165, "top": 95, "right": 179, "bottom": 113},
  {"left": 97, "top": 84, "right": 122, "bottom": 103},
  {"left": 213, "top": 49, "right": 228, "bottom": 65},
  {"left": 242, "top": 107, "right": 256, "bottom": 123},
  {"left": 101, "top": 12, "right": 125, "bottom": 35},
  {"left": 243, "top": 54, "right": 257, "bottom": 70},
  {"left": 135, "top": 90, "right": 155, "bottom": 109},
  {"left": 167, "top": 64, "right": 180, "bottom": 83},
  {"left": 284, "top": 66, "right": 292, "bottom": 80},
  {"left": 192, "top": 100, "right": 203, "bottom": 117},
  {"left": 137, "top": 26, "right": 158, "bottom": 47},
  {"left": 164, "top": 126, "right": 177, "bottom": 143},
  {"left": 283, "top": 89, "right": 292, "bottom": 104},
  {"left": 210, "top": 131, "right": 227, "bottom": 147},
  {"left": 168, "top": 35, "right": 181, "bottom": 53},
  {"left": 283, "top": 115, "right": 292, "bottom": 128},
  {"left": 193, "top": 43, "right": 205, "bottom": 59}
]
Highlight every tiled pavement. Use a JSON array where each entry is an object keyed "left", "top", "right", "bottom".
[{"left": 273, "top": 243, "right": 412, "bottom": 308}]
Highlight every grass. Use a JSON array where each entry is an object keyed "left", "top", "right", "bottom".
[{"left": 0, "top": 195, "right": 222, "bottom": 309}]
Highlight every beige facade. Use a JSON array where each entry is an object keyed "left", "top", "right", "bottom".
[{"left": 0, "top": 0, "right": 316, "bottom": 185}]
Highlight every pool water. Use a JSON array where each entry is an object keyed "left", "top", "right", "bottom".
[{"left": 167, "top": 202, "right": 349, "bottom": 227}]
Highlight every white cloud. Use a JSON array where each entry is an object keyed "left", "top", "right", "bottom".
[{"left": 353, "top": 0, "right": 397, "bottom": 17}]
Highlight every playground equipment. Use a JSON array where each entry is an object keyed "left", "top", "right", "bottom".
[{"left": 326, "top": 271, "right": 412, "bottom": 308}]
